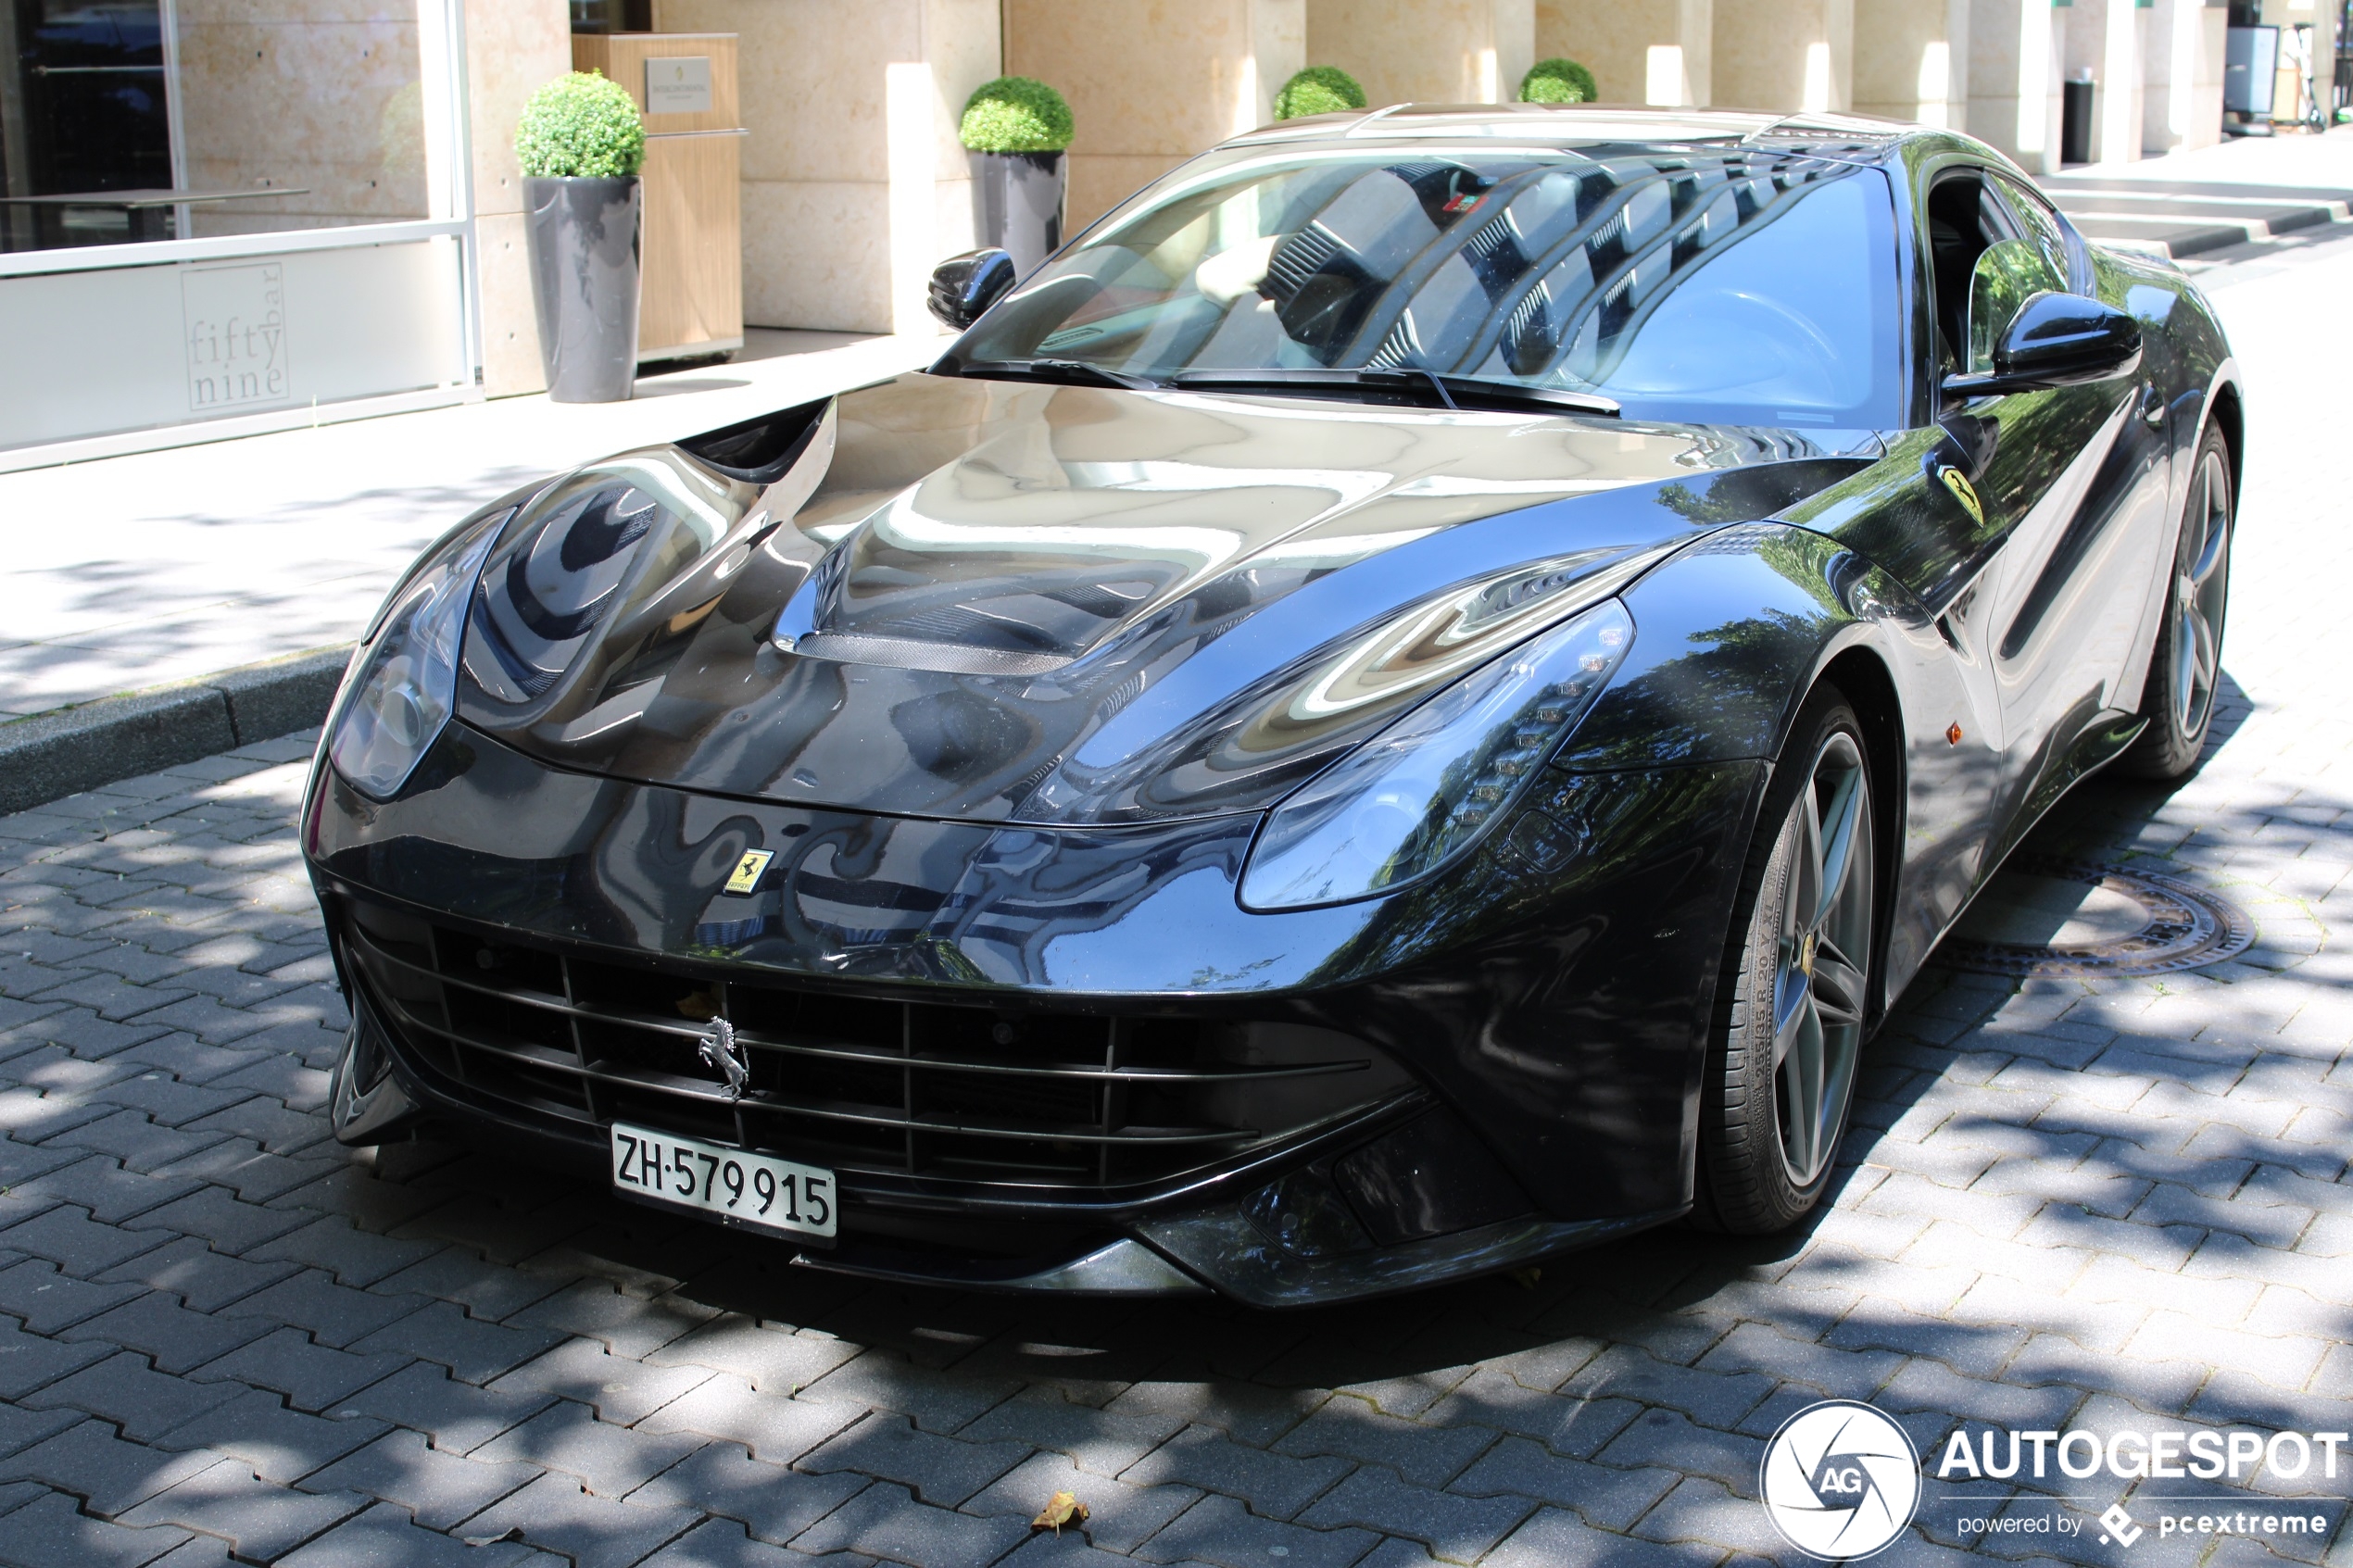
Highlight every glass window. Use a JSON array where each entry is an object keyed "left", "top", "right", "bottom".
[
  {"left": 0, "top": 0, "right": 434, "bottom": 252},
  {"left": 1992, "top": 173, "right": 2077, "bottom": 290},
  {"left": 960, "top": 144, "right": 1906, "bottom": 430}
]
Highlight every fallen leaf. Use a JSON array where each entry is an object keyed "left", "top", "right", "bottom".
[
  {"left": 1509, "top": 1266, "right": 1542, "bottom": 1290},
  {"left": 1032, "top": 1490, "right": 1089, "bottom": 1534}
]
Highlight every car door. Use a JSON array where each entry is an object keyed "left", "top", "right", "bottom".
[{"left": 1939, "top": 169, "right": 2170, "bottom": 862}]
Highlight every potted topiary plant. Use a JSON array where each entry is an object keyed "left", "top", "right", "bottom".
[
  {"left": 960, "top": 76, "right": 1074, "bottom": 277},
  {"left": 1520, "top": 57, "right": 1599, "bottom": 104},
  {"left": 515, "top": 69, "right": 645, "bottom": 403},
  {"left": 1274, "top": 66, "right": 1366, "bottom": 120}
]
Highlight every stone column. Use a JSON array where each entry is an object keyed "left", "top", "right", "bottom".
[
  {"left": 1713, "top": 0, "right": 1853, "bottom": 112},
  {"left": 2143, "top": 0, "right": 2226, "bottom": 153},
  {"left": 1535, "top": 0, "right": 1711, "bottom": 107},
  {"left": 1007, "top": 0, "right": 1303, "bottom": 233},
  {"left": 649, "top": 0, "right": 998, "bottom": 335},
  {"left": 1969, "top": 0, "right": 2064, "bottom": 171},
  {"left": 1853, "top": 0, "right": 1970, "bottom": 128},
  {"left": 2063, "top": 0, "right": 2145, "bottom": 162},
  {"left": 1303, "top": 0, "right": 1534, "bottom": 107},
  {"left": 465, "top": 0, "right": 573, "bottom": 396}
]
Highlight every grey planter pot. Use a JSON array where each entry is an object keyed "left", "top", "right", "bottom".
[
  {"left": 523, "top": 174, "right": 642, "bottom": 404},
  {"left": 969, "top": 150, "right": 1066, "bottom": 277}
]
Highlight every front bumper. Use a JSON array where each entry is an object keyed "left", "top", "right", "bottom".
[{"left": 307, "top": 724, "right": 1756, "bottom": 1304}]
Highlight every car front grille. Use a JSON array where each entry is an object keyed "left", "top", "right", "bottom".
[{"left": 333, "top": 897, "right": 1410, "bottom": 1197}]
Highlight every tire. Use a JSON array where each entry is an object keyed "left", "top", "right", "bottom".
[
  {"left": 1694, "top": 686, "right": 1876, "bottom": 1234},
  {"left": 2118, "top": 421, "right": 2233, "bottom": 781}
]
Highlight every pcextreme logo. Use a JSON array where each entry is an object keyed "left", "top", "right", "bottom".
[{"left": 1759, "top": 1400, "right": 1922, "bottom": 1560}]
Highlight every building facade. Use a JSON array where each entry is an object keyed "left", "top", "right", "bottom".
[{"left": 0, "top": 0, "right": 2291, "bottom": 467}]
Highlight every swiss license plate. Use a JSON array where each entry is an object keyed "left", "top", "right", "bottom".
[{"left": 610, "top": 1123, "right": 837, "bottom": 1241}]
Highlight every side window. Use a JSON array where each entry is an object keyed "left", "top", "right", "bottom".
[
  {"left": 1991, "top": 174, "right": 2078, "bottom": 292},
  {"left": 1924, "top": 171, "right": 2026, "bottom": 368}
]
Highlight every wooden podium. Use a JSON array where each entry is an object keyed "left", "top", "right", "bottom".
[{"left": 572, "top": 32, "right": 744, "bottom": 363}]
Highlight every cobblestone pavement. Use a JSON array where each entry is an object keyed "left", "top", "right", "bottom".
[{"left": 0, "top": 243, "right": 2349, "bottom": 1568}]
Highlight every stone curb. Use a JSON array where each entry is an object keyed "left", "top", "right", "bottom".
[{"left": 0, "top": 646, "right": 351, "bottom": 816}]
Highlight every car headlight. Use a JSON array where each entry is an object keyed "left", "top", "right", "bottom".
[
  {"left": 328, "top": 515, "right": 505, "bottom": 799},
  {"left": 1239, "top": 599, "right": 1634, "bottom": 910}
]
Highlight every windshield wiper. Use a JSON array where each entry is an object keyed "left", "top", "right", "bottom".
[
  {"left": 1168, "top": 368, "right": 1619, "bottom": 417},
  {"left": 949, "top": 358, "right": 1163, "bottom": 391}
]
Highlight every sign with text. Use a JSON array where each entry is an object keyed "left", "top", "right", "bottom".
[
  {"left": 182, "top": 262, "right": 292, "bottom": 413},
  {"left": 646, "top": 56, "right": 711, "bottom": 115}
]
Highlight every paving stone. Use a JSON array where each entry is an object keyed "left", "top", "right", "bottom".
[
  {"left": 646, "top": 1316, "right": 862, "bottom": 1393},
  {"left": 1297, "top": 1463, "right": 1536, "bottom": 1560},
  {"left": 796, "top": 1411, "right": 1031, "bottom": 1508},
  {"left": 0, "top": 1309, "right": 114, "bottom": 1396},
  {"left": 635, "top": 1373, "right": 863, "bottom": 1465},
  {"left": 350, "top": 1299, "right": 563, "bottom": 1385},
  {"left": 186, "top": 1325, "right": 411, "bottom": 1411},
  {"left": 1120, "top": 1424, "right": 1352, "bottom": 1521},
  {"left": 626, "top": 1441, "right": 868, "bottom": 1548},
  {"left": 125, "top": 1185, "right": 313, "bottom": 1253},
  {"left": 120, "top": 1459, "right": 371, "bottom": 1562},
  {"left": 333, "top": 1362, "right": 555, "bottom": 1456},
  {"left": 94, "top": 1237, "right": 298, "bottom": 1313},
  {"left": 43, "top": 1110, "right": 223, "bottom": 1173},
  {"left": 220, "top": 1269, "right": 422, "bottom": 1349},
  {"left": 1132, "top": 1491, "right": 1380, "bottom": 1568},
  {"left": 0, "top": 1487, "right": 194, "bottom": 1568},
  {"left": 0, "top": 1203, "right": 166, "bottom": 1274},
  {"left": 299, "top": 1428, "right": 540, "bottom": 1531},
  {"left": 59, "top": 1289, "right": 276, "bottom": 1373},
  {"left": 473, "top": 1399, "right": 705, "bottom": 1499},
  {"left": 1483, "top": 1507, "right": 1717, "bottom": 1568},
  {"left": 1451, "top": 1436, "right": 1682, "bottom": 1532},
  {"left": 459, "top": 1471, "right": 700, "bottom": 1568},
  {"left": 274, "top": 1500, "right": 562, "bottom": 1568},
  {"left": 1272, "top": 1397, "right": 1497, "bottom": 1488},
  {"left": 153, "top": 1387, "right": 388, "bottom": 1483},
  {"left": 967, "top": 1449, "right": 1200, "bottom": 1554},
  {"left": 961, "top": 1387, "right": 1188, "bottom": 1478},
  {"left": 10, "top": 1156, "right": 202, "bottom": 1225},
  {"left": 0, "top": 1420, "right": 221, "bottom": 1513},
  {"left": 787, "top": 1480, "right": 1032, "bottom": 1568},
  {"left": 369, "top": 1247, "right": 569, "bottom": 1321},
  {"left": 490, "top": 1336, "right": 713, "bottom": 1426},
  {"left": 88, "top": 1072, "right": 255, "bottom": 1131},
  {"left": 19, "top": 1350, "right": 242, "bottom": 1440}
]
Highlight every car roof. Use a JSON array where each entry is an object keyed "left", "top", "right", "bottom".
[{"left": 1221, "top": 103, "right": 1926, "bottom": 166}]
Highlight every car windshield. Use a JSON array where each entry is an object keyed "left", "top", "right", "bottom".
[{"left": 954, "top": 143, "right": 1903, "bottom": 429}]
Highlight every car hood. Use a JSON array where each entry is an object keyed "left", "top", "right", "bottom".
[{"left": 453, "top": 371, "right": 1871, "bottom": 825}]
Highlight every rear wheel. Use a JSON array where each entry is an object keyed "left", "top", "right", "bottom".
[
  {"left": 1695, "top": 688, "right": 1876, "bottom": 1234},
  {"left": 2119, "top": 423, "right": 2233, "bottom": 781}
]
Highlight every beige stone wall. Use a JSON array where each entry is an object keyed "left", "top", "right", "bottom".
[
  {"left": 1008, "top": 0, "right": 1302, "bottom": 232},
  {"left": 1969, "top": 0, "right": 2065, "bottom": 171},
  {"left": 2061, "top": 0, "right": 2146, "bottom": 161},
  {"left": 653, "top": 0, "right": 997, "bottom": 334},
  {"left": 467, "top": 0, "right": 573, "bottom": 395},
  {"left": 1853, "top": 0, "right": 1967, "bottom": 126},
  {"left": 2143, "top": 0, "right": 2223, "bottom": 153},
  {"left": 1303, "top": 0, "right": 1531, "bottom": 106},
  {"left": 1536, "top": 0, "right": 1708, "bottom": 106},
  {"left": 1713, "top": 0, "right": 1851, "bottom": 112}
]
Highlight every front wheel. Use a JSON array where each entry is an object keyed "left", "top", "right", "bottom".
[
  {"left": 1694, "top": 688, "right": 1876, "bottom": 1234},
  {"left": 2119, "top": 422, "right": 2233, "bottom": 781}
]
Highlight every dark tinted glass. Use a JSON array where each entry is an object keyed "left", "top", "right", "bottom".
[{"left": 959, "top": 144, "right": 1904, "bottom": 428}]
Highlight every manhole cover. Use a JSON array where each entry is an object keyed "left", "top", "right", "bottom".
[{"left": 1936, "top": 856, "right": 2256, "bottom": 978}]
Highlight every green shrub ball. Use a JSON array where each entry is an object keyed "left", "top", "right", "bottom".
[
  {"left": 1521, "top": 57, "right": 1599, "bottom": 105},
  {"left": 960, "top": 77, "right": 1076, "bottom": 154},
  {"left": 1275, "top": 66, "right": 1367, "bottom": 120},
  {"left": 515, "top": 70, "right": 645, "bottom": 179}
]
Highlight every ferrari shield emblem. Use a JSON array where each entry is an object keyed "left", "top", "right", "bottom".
[
  {"left": 1938, "top": 466, "right": 1984, "bottom": 527},
  {"left": 724, "top": 848, "right": 774, "bottom": 895}
]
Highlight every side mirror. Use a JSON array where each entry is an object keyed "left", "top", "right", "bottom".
[
  {"left": 926, "top": 248, "right": 1017, "bottom": 331},
  {"left": 1944, "top": 292, "right": 2142, "bottom": 399}
]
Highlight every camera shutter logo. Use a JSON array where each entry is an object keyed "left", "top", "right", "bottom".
[{"left": 1759, "top": 1400, "right": 1921, "bottom": 1559}]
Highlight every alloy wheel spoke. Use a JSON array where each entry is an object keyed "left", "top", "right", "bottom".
[
  {"left": 1813, "top": 766, "right": 1863, "bottom": 923},
  {"left": 1772, "top": 966, "right": 1812, "bottom": 1068},
  {"left": 1809, "top": 938, "right": 1866, "bottom": 1029},
  {"left": 1780, "top": 1007, "right": 1825, "bottom": 1178}
]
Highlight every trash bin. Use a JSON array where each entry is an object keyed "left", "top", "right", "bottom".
[{"left": 2062, "top": 76, "right": 2095, "bottom": 165}]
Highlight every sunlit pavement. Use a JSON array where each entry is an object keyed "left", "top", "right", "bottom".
[{"left": 0, "top": 184, "right": 2351, "bottom": 1568}]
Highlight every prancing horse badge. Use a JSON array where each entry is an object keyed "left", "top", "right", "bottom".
[{"left": 724, "top": 848, "right": 774, "bottom": 895}]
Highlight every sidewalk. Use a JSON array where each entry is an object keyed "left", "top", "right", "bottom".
[
  {"left": 2039, "top": 124, "right": 2353, "bottom": 258},
  {"left": 0, "top": 328, "right": 940, "bottom": 724}
]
